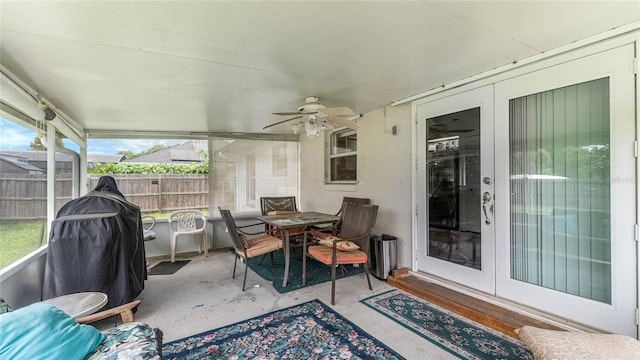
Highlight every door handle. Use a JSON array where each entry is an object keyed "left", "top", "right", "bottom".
[{"left": 482, "top": 192, "right": 493, "bottom": 225}]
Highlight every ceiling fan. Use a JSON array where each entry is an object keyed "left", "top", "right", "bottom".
[{"left": 263, "top": 96, "right": 358, "bottom": 137}]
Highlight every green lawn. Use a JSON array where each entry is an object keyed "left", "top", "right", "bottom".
[
  {"left": 0, "top": 210, "right": 208, "bottom": 270},
  {"left": 0, "top": 221, "right": 46, "bottom": 269}
]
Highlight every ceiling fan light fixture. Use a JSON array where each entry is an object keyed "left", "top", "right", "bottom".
[
  {"left": 321, "top": 120, "right": 335, "bottom": 131},
  {"left": 304, "top": 116, "right": 320, "bottom": 138},
  {"left": 291, "top": 122, "right": 302, "bottom": 135}
]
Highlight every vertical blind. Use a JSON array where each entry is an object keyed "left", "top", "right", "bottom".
[{"left": 509, "top": 77, "right": 611, "bottom": 304}]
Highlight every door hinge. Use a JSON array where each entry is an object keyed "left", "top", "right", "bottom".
[
  {"left": 634, "top": 57, "right": 638, "bottom": 75},
  {"left": 636, "top": 308, "right": 640, "bottom": 325},
  {"left": 635, "top": 224, "right": 639, "bottom": 242},
  {"left": 635, "top": 141, "right": 639, "bottom": 158}
]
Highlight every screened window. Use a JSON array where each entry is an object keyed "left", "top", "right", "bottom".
[
  {"left": 246, "top": 153, "right": 256, "bottom": 207},
  {"left": 87, "top": 138, "right": 209, "bottom": 217},
  {"left": 0, "top": 117, "right": 48, "bottom": 269},
  {"left": 329, "top": 129, "right": 357, "bottom": 182},
  {"left": 272, "top": 143, "right": 287, "bottom": 176},
  {"left": 86, "top": 137, "right": 298, "bottom": 216},
  {"left": 212, "top": 138, "right": 298, "bottom": 214}
]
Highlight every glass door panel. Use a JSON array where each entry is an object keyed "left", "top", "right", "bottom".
[
  {"left": 416, "top": 85, "right": 495, "bottom": 294},
  {"left": 427, "top": 108, "right": 481, "bottom": 270}
]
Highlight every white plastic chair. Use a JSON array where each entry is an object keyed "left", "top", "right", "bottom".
[{"left": 168, "top": 210, "right": 208, "bottom": 263}]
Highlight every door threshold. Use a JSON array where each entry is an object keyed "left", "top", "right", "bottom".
[{"left": 388, "top": 268, "right": 597, "bottom": 338}]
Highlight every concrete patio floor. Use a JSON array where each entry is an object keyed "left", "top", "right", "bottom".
[{"left": 94, "top": 248, "right": 456, "bottom": 359}]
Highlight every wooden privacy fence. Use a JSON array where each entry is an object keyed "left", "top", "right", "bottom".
[
  {"left": 0, "top": 174, "right": 208, "bottom": 221},
  {"left": 0, "top": 174, "right": 72, "bottom": 221},
  {"left": 88, "top": 174, "right": 208, "bottom": 213}
]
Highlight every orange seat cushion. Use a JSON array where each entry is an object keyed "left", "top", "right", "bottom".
[
  {"left": 236, "top": 235, "right": 282, "bottom": 258},
  {"left": 308, "top": 245, "right": 368, "bottom": 264},
  {"left": 273, "top": 228, "right": 305, "bottom": 238},
  {"left": 311, "top": 231, "right": 334, "bottom": 240}
]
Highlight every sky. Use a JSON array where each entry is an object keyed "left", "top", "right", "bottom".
[{"left": 0, "top": 117, "right": 185, "bottom": 154}]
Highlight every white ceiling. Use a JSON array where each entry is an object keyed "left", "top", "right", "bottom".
[{"left": 1, "top": 1, "right": 639, "bottom": 137}]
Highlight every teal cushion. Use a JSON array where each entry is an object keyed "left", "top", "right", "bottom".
[{"left": 0, "top": 302, "right": 104, "bottom": 360}]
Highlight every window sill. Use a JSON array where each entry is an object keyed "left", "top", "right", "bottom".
[{"left": 323, "top": 182, "right": 358, "bottom": 192}]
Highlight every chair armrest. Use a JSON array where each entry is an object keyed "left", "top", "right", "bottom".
[
  {"left": 237, "top": 222, "right": 264, "bottom": 229},
  {"left": 333, "top": 233, "right": 369, "bottom": 243},
  {"left": 76, "top": 300, "right": 140, "bottom": 324},
  {"left": 237, "top": 223, "right": 273, "bottom": 236}
]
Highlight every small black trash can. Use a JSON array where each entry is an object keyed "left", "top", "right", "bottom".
[{"left": 369, "top": 234, "right": 397, "bottom": 280}]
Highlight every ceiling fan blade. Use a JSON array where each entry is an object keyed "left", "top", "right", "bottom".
[
  {"left": 272, "top": 112, "right": 303, "bottom": 116},
  {"left": 322, "top": 107, "right": 356, "bottom": 116},
  {"left": 327, "top": 114, "right": 358, "bottom": 130},
  {"left": 263, "top": 115, "right": 303, "bottom": 129}
]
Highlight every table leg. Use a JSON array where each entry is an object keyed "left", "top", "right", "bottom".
[
  {"left": 282, "top": 229, "right": 290, "bottom": 287},
  {"left": 302, "top": 231, "right": 307, "bottom": 286}
]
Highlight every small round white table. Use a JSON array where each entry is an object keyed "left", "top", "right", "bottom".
[{"left": 41, "top": 292, "right": 108, "bottom": 319}]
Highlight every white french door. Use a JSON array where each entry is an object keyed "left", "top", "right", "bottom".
[
  {"left": 415, "top": 43, "right": 637, "bottom": 336},
  {"left": 415, "top": 85, "right": 495, "bottom": 294},
  {"left": 494, "top": 44, "right": 637, "bottom": 336}
]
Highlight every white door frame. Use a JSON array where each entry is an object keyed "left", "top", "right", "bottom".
[{"left": 414, "top": 85, "right": 495, "bottom": 294}]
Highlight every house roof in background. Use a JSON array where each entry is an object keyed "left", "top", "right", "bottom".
[
  {"left": 0, "top": 150, "right": 72, "bottom": 162},
  {"left": 87, "top": 153, "right": 126, "bottom": 164},
  {"left": 0, "top": 154, "right": 43, "bottom": 172},
  {"left": 126, "top": 140, "right": 208, "bottom": 164}
]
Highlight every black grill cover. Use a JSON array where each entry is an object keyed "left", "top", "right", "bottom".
[{"left": 43, "top": 191, "right": 146, "bottom": 309}]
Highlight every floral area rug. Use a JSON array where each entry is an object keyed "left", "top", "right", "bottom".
[
  {"left": 361, "top": 290, "right": 533, "bottom": 360},
  {"left": 162, "top": 299, "right": 404, "bottom": 359}
]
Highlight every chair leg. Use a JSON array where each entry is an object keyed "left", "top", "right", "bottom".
[
  {"left": 364, "top": 265, "right": 373, "bottom": 290},
  {"left": 242, "top": 257, "right": 249, "bottom": 291},
  {"left": 232, "top": 254, "right": 238, "bottom": 279},
  {"left": 170, "top": 234, "right": 177, "bottom": 263},
  {"left": 331, "top": 261, "right": 337, "bottom": 305},
  {"left": 202, "top": 231, "right": 208, "bottom": 258},
  {"left": 339, "top": 264, "right": 347, "bottom": 278},
  {"left": 302, "top": 251, "right": 307, "bottom": 287},
  {"left": 302, "top": 236, "right": 308, "bottom": 286},
  {"left": 204, "top": 231, "right": 209, "bottom": 257}
]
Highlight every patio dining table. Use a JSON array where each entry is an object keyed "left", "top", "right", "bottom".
[{"left": 256, "top": 211, "right": 340, "bottom": 288}]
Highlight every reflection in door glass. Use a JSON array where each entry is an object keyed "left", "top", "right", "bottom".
[{"left": 427, "top": 108, "right": 481, "bottom": 270}]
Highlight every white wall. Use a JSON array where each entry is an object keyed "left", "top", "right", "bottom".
[{"left": 299, "top": 104, "right": 414, "bottom": 268}]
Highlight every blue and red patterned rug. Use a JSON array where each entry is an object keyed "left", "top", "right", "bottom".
[
  {"left": 361, "top": 290, "right": 533, "bottom": 360},
  {"left": 162, "top": 299, "right": 404, "bottom": 359}
]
